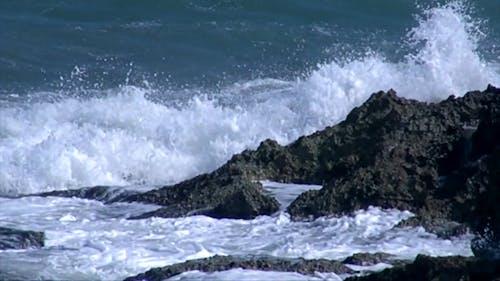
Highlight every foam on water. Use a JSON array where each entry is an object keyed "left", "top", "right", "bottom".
[
  {"left": 167, "top": 269, "right": 343, "bottom": 281},
  {"left": 262, "top": 180, "right": 323, "bottom": 209},
  {"left": 1, "top": 1, "right": 499, "bottom": 195},
  {"left": 0, "top": 196, "right": 472, "bottom": 280}
]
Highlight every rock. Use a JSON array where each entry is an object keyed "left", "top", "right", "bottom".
[
  {"left": 282, "top": 86, "right": 500, "bottom": 243},
  {"left": 471, "top": 234, "right": 500, "bottom": 260},
  {"left": 35, "top": 186, "right": 135, "bottom": 203},
  {"left": 123, "top": 255, "right": 354, "bottom": 281},
  {"left": 39, "top": 86, "right": 497, "bottom": 233},
  {"left": 288, "top": 88, "right": 499, "bottom": 220},
  {"left": 342, "top": 252, "right": 397, "bottom": 266},
  {"left": 126, "top": 176, "right": 280, "bottom": 220},
  {"left": 345, "top": 255, "right": 500, "bottom": 281},
  {"left": 0, "top": 227, "right": 44, "bottom": 250},
  {"left": 396, "top": 216, "right": 468, "bottom": 239}
]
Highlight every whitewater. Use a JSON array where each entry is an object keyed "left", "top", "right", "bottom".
[{"left": 0, "top": 2, "right": 499, "bottom": 280}]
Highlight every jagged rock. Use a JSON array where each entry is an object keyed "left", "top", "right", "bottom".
[
  {"left": 342, "top": 252, "right": 397, "bottom": 266},
  {"left": 287, "top": 88, "right": 499, "bottom": 220},
  {"left": 126, "top": 176, "right": 280, "bottom": 220},
  {"left": 0, "top": 227, "right": 44, "bottom": 250},
  {"left": 38, "top": 86, "right": 498, "bottom": 236},
  {"left": 282, "top": 86, "right": 499, "bottom": 245},
  {"left": 123, "top": 255, "right": 354, "bottom": 281},
  {"left": 126, "top": 86, "right": 499, "bottom": 230},
  {"left": 345, "top": 255, "right": 500, "bottom": 281}
]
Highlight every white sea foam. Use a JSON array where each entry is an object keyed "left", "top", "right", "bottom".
[
  {"left": 0, "top": 2, "right": 499, "bottom": 195},
  {"left": 262, "top": 180, "right": 323, "bottom": 209},
  {"left": 167, "top": 269, "right": 344, "bottom": 281},
  {"left": 0, "top": 196, "right": 472, "bottom": 280}
]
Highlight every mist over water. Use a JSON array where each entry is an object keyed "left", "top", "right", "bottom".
[{"left": 0, "top": 1, "right": 499, "bottom": 196}]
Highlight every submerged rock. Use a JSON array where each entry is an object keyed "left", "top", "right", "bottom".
[
  {"left": 0, "top": 227, "right": 44, "bottom": 250},
  {"left": 123, "top": 255, "right": 354, "bottom": 281},
  {"left": 345, "top": 255, "right": 500, "bottom": 281}
]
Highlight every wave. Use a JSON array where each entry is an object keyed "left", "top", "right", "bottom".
[{"left": 0, "top": 1, "right": 499, "bottom": 195}]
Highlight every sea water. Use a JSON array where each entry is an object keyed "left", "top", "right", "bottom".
[{"left": 0, "top": 1, "right": 498, "bottom": 280}]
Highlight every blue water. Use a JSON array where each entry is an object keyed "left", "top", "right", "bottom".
[
  {"left": 0, "top": 0, "right": 499, "bottom": 195},
  {"left": 1, "top": 0, "right": 498, "bottom": 93},
  {"left": 0, "top": 1, "right": 499, "bottom": 280}
]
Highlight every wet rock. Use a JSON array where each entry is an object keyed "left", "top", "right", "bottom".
[
  {"left": 471, "top": 234, "right": 500, "bottom": 260},
  {"left": 343, "top": 252, "right": 397, "bottom": 266},
  {"left": 36, "top": 186, "right": 136, "bottom": 203},
  {"left": 288, "top": 88, "right": 499, "bottom": 220},
  {"left": 282, "top": 86, "right": 500, "bottom": 243},
  {"left": 126, "top": 176, "right": 280, "bottom": 220},
  {"left": 396, "top": 216, "right": 468, "bottom": 239},
  {"left": 45, "top": 86, "right": 496, "bottom": 230},
  {"left": 345, "top": 255, "right": 500, "bottom": 281},
  {"left": 123, "top": 255, "right": 354, "bottom": 281},
  {"left": 0, "top": 227, "right": 44, "bottom": 250}
]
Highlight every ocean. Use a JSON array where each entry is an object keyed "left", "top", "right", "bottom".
[{"left": 0, "top": 0, "right": 499, "bottom": 280}]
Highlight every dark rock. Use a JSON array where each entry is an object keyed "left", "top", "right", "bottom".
[
  {"left": 123, "top": 255, "right": 354, "bottom": 281},
  {"left": 126, "top": 176, "right": 280, "bottom": 220},
  {"left": 345, "top": 255, "right": 500, "bottom": 281},
  {"left": 35, "top": 186, "right": 136, "bottom": 203},
  {"left": 342, "top": 252, "right": 402, "bottom": 266},
  {"left": 396, "top": 216, "right": 468, "bottom": 239},
  {"left": 0, "top": 227, "right": 45, "bottom": 250},
  {"left": 38, "top": 86, "right": 493, "bottom": 230},
  {"left": 288, "top": 88, "right": 499, "bottom": 220},
  {"left": 471, "top": 234, "right": 500, "bottom": 260}
]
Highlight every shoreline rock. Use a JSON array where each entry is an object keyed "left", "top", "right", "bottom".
[
  {"left": 345, "top": 255, "right": 500, "bottom": 281},
  {"left": 35, "top": 186, "right": 136, "bottom": 203},
  {"left": 125, "top": 175, "right": 280, "bottom": 220},
  {"left": 0, "top": 227, "right": 45, "bottom": 250},
  {"left": 123, "top": 255, "right": 355, "bottom": 281},
  {"left": 27, "top": 86, "right": 499, "bottom": 242}
]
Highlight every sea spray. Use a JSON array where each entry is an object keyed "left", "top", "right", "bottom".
[{"left": 0, "top": 2, "right": 498, "bottom": 195}]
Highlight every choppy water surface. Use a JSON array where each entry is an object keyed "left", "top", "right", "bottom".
[{"left": 0, "top": 1, "right": 498, "bottom": 280}]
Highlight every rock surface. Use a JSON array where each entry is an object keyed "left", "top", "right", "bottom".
[
  {"left": 36, "top": 186, "right": 135, "bottom": 203},
  {"left": 29, "top": 86, "right": 499, "bottom": 239},
  {"left": 126, "top": 175, "right": 280, "bottom": 219},
  {"left": 123, "top": 255, "right": 354, "bottom": 281},
  {"left": 287, "top": 87, "right": 499, "bottom": 224},
  {"left": 345, "top": 255, "right": 500, "bottom": 281},
  {"left": 0, "top": 227, "right": 45, "bottom": 250},
  {"left": 343, "top": 252, "right": 397, "bottom": 266}
]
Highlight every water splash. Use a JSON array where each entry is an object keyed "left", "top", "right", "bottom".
[{"left": 0, "top": 2, "right": 498, "bottom": 195}]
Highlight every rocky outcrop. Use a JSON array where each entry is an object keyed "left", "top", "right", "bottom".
[
  {"left": 343, "top": 252, "right": 397, "bottom": 266},
  {"left": 126, "top": 175, "right": 280, "bottom": 219},
  {"left": 29, "top": 86, "right": 499, "bottom": 237},
  {"left": 125, "top": 85, "right": 500, "bottom": 231},
  {"left": 287, "top": 88, "right": 498, "bottom": 220},
  {"left": 123, "top": 255, "right": 354, "bottom": 281},
  {"left": 0, "top": 227, "right": 44, "bottom": 250},
  {"left": 345, "top": 255, "right": 500, "bottom": 281},
  {"left": 284, "top": 87, "right": 499, "bottom": 244}
]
